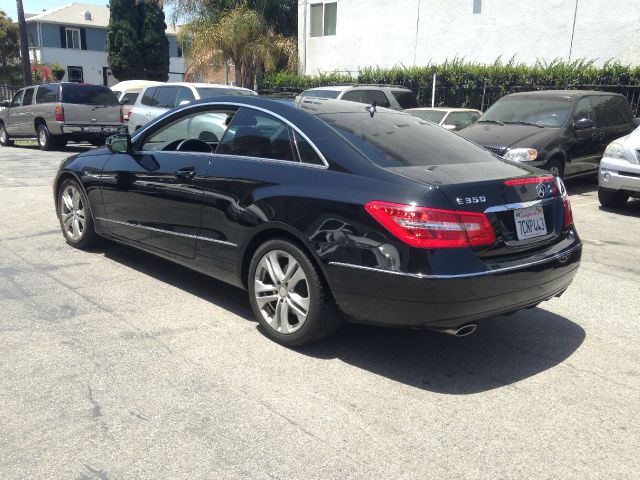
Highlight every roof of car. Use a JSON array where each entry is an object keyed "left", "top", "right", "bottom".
[
  {"left": 110, "top": 80, "right": 162, "bottom": 92},
  {"left": 506, "top": 90, "right": 624, "bottom": 98},
  {"left": 406, "top": 107, "right": 482, "bottom": 113},
  {"left": 156, "top": 82, "right": 255, "bottom": 92}
]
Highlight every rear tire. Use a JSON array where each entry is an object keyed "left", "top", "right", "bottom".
[
  {"left": 37, "top": 123, "right": 55, "bottom": 151},
  {"left": 0, "top": 123, "right": 13, "bottom": 147},
  {"left": 248, "top": 239, "right": 343, "bottom": 346},
  {"left": 57, "top": 178, "right": 99, "bottom": 249},
  {"left": 598, "top": 187, "right": 628, "bottom": 209}
]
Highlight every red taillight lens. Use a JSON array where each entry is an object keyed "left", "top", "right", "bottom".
[
  {"left": 54, "top": 105, "right": 64, "bottom": 122},
  {"left": 365, "top": 201, "right": 496, "bottom": 248},
  {"left": 504, "top": 176, "right": 554, "bottom": 186},
  {"left": 127, "top": 110, "right": 132, "bottom": 120},
  {"left": 563, "top": 196, "right": 573, "bottom": 227}
]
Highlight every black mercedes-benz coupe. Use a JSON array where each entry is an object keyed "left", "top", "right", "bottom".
[{"left": 53, "top": 96, "right": 582, "bottom": 346}]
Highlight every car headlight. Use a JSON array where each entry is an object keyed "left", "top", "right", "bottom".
[
  {"left": 603, "top": 141, "right": 627, "bottom": 160},
  {"left": 504, "top": 148, "right": 538, "bottom": 162}
]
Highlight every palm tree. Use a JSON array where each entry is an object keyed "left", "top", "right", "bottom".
[
  {"left": 15, "top": 0, "right": 32, "bottom": 85},
  {"left": 178, "top": 3, "right": 296, "bottom": 88}
]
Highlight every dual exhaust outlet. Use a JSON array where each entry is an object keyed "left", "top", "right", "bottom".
[{"left": 437, "top": 324, "right": 478, "bottom": 337}]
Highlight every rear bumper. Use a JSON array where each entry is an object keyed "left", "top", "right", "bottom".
[
  {"left": 599, "top": 157, "right": 640, "bottom": 194},
  {"left": 61, "top": 124, "right": 126, "bottom": 138},
  {"left": 326, "top": 241, "right": 581, "bottom": 329}
]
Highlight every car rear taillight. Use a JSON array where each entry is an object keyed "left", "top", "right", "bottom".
[
  {"left": 54, "top": 105, "right": 64, "bottom": 122},
  {"left": 563, "top": 197, "right": 573, "bottom": 227},
  {"left": 504, "top": 176, "right": 554, "bottom": 186},
  {"left": 127, "top": 110, "right": 132, "bottom": 120},
  {"left": 365, "top": 201, "right": 496, "bottom": 248}
]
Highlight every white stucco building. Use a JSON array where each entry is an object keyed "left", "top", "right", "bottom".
[{"left": 297, "top": 0, "right": 640, "bottom": 76}]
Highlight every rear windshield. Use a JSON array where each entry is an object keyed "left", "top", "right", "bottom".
[
  {"left": 317, "top": 111, "right": 496, "bottom": 167},
  {"left": 482, "top": 96, "right": 572, "bottom": 127},
  {"left": 195, "top": 88, "right": 256, "bottom": 99},
  {"left": 61, "top": 84, "right": 119, "bottom": 105},
  {"left": 391, "top": 90, "right": 418, "bottom": 109},
  {"left": 121, "top": 92, "right": 139, "bottom": 104},
  {"left": 407, "top": 110, "right": 447, "bottom": 123},
  {"left": 301, "top": 90, "right": 340, "bottom": 99}
]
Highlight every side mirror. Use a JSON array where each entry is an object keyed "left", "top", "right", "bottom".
[
  {"left": 442, "top": 124, "right": 457, "bottom": 131},
  {"left": 0, "top": 100, "right": 9, "bottom": 108},
  {"left": 106, "top": 133, "right": 131, "bottom": 153},
  {"left": 178, "top": 100, "right": 191, "bottom": 107},
  {"left": 573, "top": 118, "right": 593, "bottom": 130},
  {"left": 119, "top": 98, "right": 130, "bottom": 105}
]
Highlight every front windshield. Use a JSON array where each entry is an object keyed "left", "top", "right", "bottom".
[{"left": 482, "top": 96, "right": 572, "bottom": 127}]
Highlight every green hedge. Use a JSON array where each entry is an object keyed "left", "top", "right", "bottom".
[{"left": 258, "top": 58, "right": 640, "bottom": 111}]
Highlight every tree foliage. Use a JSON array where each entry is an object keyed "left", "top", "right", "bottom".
[
  {"left": 138, "top": 0, "right": 170, "bottom": 81},
  {"left": 107, "top": 0, "right": 145, "bottom": 80},
  {"left": 179, "top": 3, "right": 296, "bottom": 88},
  {"left": 0, "top": 10, "right": 19, "bottom": 67}
]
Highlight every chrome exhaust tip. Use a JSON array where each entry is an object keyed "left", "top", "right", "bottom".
[{"left": 439, "top": 324, "right": 478, "bottom": 337}]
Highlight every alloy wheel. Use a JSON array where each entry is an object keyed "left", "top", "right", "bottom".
[
  {"left": 59, "top": 184, "right": 86, "bottom": 241},
  {"left": 0, "top": 126, "right": 6, "bottom": 143},
  {"left": 38, "top": 128, "right": 47, "bottom": 147},
  {"left": 253, "top": 250, "right": 310, "bottom": 334}
]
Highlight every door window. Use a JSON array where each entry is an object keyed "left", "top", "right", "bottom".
[
  {"left": 141, "top": 87, "right": 158, "bottom": 106},
  {"left": 342, "top": 90, "right": 390, "bottom": 108},
  {"left": 36, "top": 84, "right": 59, "bottom": 103},
  {"left": 155, "top": 87, "right": 178, "bottom": 108},
  {"left": 443, "top": 111, "right": 478, "bottom": 130},
  {"left": 175, "top": 87, "right": 196, "bottom": 106},
  {"left": 591, "top": 95, "right": 629, "bottom": 127},
  {"left": 141, "top": 107, "right": 237, "bottom": 152},
  {"left": 573, "top": 97, "right": 593, "bottom": 122},
  {"left": 217, "top": 107, "right": 298, "bottom": 161},
  {"left": 22, "top": 88, "right": 34, "bottom": 106},
  {"left": 10, "top": 90, "right": 23, "bottom": 107}
]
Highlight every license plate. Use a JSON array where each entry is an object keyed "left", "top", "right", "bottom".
[
  {"left": 86, "top": 126, "right": 102, "bottom": 133},
  {"left": 514, "top": 206, "right": 547, "bottom": 240}
]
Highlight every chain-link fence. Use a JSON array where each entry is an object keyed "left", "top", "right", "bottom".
[{"left": 0, "top": 85, "right": 20, "bottom": 102}]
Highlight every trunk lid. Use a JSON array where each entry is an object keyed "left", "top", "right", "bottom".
[
  {"left": 61, "top": 84, "right": 122, "bottom": 125},
  {"left": 389, "top": 162, "right": 564, "bottom": 257}
]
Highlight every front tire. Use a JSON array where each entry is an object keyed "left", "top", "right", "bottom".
[
  {"left": 546, "top": 158, "right": 564, "bottom": 178},
  {"left": 598, "top": 187, "right": 628, "bottom": 209},
  {"left": 0, "top": 123, "right": 13, "bottom": 147},
  {"left": 57, "top": 179, "right": 99, "bottom": 249},
  {"left": 248, "top": 239, "right": 342, "bottom": 346}
]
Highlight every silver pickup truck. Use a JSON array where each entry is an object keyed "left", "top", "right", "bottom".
[{"left": 0, "top": 82, "right": 126, "bottom": 150}]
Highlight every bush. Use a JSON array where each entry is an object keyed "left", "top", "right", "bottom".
[
  {"left": 258, "top": 58, "right": 640, "bottom": 111},
  {"left": 49, "top": 63, "right": 65, "bottom": 81}
]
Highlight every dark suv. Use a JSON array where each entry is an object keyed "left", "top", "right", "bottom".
[{"left": 458, "top": 90, "right": 637, "bottom": 178}]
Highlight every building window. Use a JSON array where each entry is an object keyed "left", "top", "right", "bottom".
[
  {"left": 66, "top": 28, "right": 81, "bottom": 49},
  {"left": 473, "top": 0, "right": 482, "bottom": 14},
  {"left": 67, "top": 66, "right": 84, "bottom": 83},
  {"left": 177, "top": 44, "right": 183, "bottom": 58},
  {"left": 310, "top": 2, "right": 337, "bottom": 37}
]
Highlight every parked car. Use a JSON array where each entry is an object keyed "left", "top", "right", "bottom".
[
  {"left": 128, "top": 82, "right": 257, "bottom": 134},
  {"left": 458, "top": 90, "right": 637, "bottom": 178},
  {"left": 53, "top": 96, "right": 581, "bottom": 346},
  {"left": 0, "top": 82, "right": 125, "bottom": 150},
  {"left": 598, "top": 125, "right": 640, "bottom": 208},
  {"left": 406, "top": 107, "right": 482, "bottom": 131},
  {"left": 295, "top": 85, "right": 418, "bottom": 110},
  {"left": 111, "top": 80, "right": 162, "bottom": 124}
]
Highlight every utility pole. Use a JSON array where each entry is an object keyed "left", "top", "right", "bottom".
[{"left": 16, "top": 0, "right": 32, "bottom": 85}]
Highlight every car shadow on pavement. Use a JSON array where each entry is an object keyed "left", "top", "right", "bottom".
[
  {"left": 100, "top": 242, "right": 254, "bottom": 319},
  {"left": 565, "top": 175, "right": 597, "bottom": 195},
  {"left": 98, "top": 242, "right": 585, "bottom": 395},
  {"left": 599, "top": 199, "right": 640, "bottom": 217},
  {"left": 297, "top": 308, "right": 585, "bottom": 395}
]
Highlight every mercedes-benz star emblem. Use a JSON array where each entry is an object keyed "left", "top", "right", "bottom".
[{"left": 536, "top": 183, "right": 546, "bottom": 198}]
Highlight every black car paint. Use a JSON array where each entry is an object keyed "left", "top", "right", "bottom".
[
  {"left": 459, "top": 91, "right": 636, "bottom": 178},
  {"left": 54, "top": 96, "right": 581, "bottom": 330}
]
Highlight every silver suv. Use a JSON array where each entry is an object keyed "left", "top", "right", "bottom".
[
  {"left": 295, "top": 85, "right": 418, "bottom": 110},
  {"left": 0, "top": 83, "right": 125, "bottom": 150},
  {"left": 128, "top": 82, "right": 256, "bottom": 134}
]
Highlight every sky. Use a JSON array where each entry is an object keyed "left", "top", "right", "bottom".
[{"left": 3, "top": 1, "right": 175, "bottom": 23}]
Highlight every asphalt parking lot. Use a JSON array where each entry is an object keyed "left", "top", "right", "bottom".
[{"left": 1, "top": 143, "right": 639, "bottom": 480}]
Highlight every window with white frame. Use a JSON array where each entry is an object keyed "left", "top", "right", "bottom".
[
  {"left": 310, "top": 2, "right": 337, "bottom": 37},
  {"left": 65, "top": 28, "right": 81, "bottom": 49}
]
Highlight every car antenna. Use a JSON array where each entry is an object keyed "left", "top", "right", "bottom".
[{"left": 366, "top": 101, "right": 377, "bottom": 118}]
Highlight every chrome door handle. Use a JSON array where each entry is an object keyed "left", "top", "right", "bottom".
[{"left": 174, "top": 167, "right": 196, "bottom": 179}]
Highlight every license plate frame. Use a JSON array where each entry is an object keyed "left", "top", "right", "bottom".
[
  {"left": 85, "top": 126, "right": 102, "bottom": 133},
  {"left": 514, "top": 206, "right": 547, "bottom": 241}
]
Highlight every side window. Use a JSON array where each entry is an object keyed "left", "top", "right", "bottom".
[
  {"left": 36, "top": 84, "right": 59, "bottom": 103},
  {"left": 141, "top": 87, "right": 158, "bottom": 106},
  {"left": 175, "top": 87, "right": 196, "bottom": 106},
  {"left": 155, "top": 87, "right": 177, "bottom": 109},
  {"left": 612, "top": 96, "right": 633, "bottom": 124},
  {"left": 293, "top": 131, "right": 325, "bottom": 166},
  {"left": 218, "top": 107, "right": 297, "bottom": 161},
  {"left": 340, "top": 91, "right": 363, "bottom": 104},
  {"left": 22, "top": 88, "right": 34, "bottom": 106},
  {"left": 573, "top": 97, "right": 593, "bottom": 123},
  {"left": 360, "top": 90, "right": 390, "bottom": 108},
  {"left": 444, "top": 111, "right": 477, "bottom": 130},
  {"left": 591, "top": 95, "right": 628, "bottom": 127},
  {"left": 141, "top": 107, "right": 236, "bottom": 152},
  {"left": 10, "top": 90, "right": 24, "bottom": 107}
]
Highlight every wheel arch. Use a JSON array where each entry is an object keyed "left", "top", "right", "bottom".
[
  {"left": 34, "top": 116, "right": 47, "bottom": 129},
  {"left": 54, "top": 171, "right": 94, "bottom": 219},
  {"left": 239, "top": 224, "right": 327, "bottom": 291}
]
